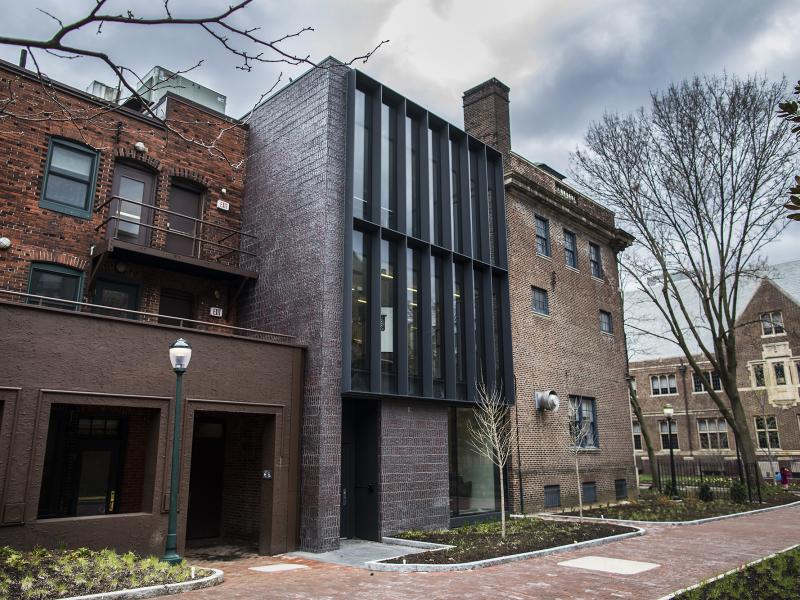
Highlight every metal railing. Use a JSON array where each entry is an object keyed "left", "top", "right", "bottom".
[
  {"left": 1, "top": 289, "right": 293, "bottom": 343},
  {"left": 94, "top": 195, "right": 256, "bottom": 265}
]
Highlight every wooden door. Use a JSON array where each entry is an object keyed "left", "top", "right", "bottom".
[
  {"left": 166, "top": 185, "right": 202, "bottom": 257},
  {"left": 110, "top": 165, "right": 155, "bottom": 246}
]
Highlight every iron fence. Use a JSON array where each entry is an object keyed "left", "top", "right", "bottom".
[{"left": 653, "top": 456, "right": 764, "bottom": 503}]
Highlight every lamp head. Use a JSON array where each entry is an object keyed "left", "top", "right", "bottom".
[
  {"left": 169, "top": 338, "right": 192, "bottom": 371},
  {"left": 663, "top": 403, "right": 674, "bottom": 419}
]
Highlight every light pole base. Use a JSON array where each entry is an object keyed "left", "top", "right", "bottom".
[
  {"left": 161, "top": 550, "right": 183, "bottom": 565},
  {"left": 162, "top": 532, "right": 182, "bottom": 564}
]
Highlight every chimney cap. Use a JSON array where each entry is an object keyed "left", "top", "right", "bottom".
[{"left": 462, "top": 77, "right": 510, "bottom": 101}]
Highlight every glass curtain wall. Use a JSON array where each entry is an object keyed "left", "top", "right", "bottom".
[
  {"left": 449, "top": 407, "right": 499, "bottom": 516},
  {"left": 454, "top": 264, "right": 466, "bottom": 399},
  {"left": 351, "top": 230, "right": 370, "bottom": 390},
  {"left": 380, "top": 103, "right": 397, "bottom": 229},
  {"left": 429, "top": 128, "right": 443, "bottom": 245},
  {"left": 469, "top": 149, "right": 481, "bottom": 259},
  {"left": 450, "top": 138, "right": 462, "bottom": 253},
  {"left": 474, "top": 269, "right": 486, "bottom": 385},
  {"left": 353, "top": 90, "right": 371, "bottom": 220},
  {"left": 405, "top": 116, "right": 421, "bottom": 238},
  {"left": 432, "top": 256, "right": 445, "bottom": 398},
  {"left": 407, "top": 248, "right": 422, "bottom": 394},
  {"left": 380, "top": 240, "right": 397, "bottom": 391}
]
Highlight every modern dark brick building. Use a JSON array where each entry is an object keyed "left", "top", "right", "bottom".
[
  {"left": 628, "top": 261, "right": 800, "bottom": 477},
  {"left": 462, "top": 79, "right": 638, "bottom": 512}
]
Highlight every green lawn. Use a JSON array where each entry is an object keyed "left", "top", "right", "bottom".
[
  {"left": 0, "top": 546, "right": 208, "bottom": 600},
  {"left": 674, "top": 546, "right": 800, "bottom": 599}
]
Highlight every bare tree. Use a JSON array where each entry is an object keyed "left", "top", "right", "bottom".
[
  {"left": 778, "top": 79, "right": 800, "bottom": 220},
  {"left": 573, "top": 74, "right": 798, "bottom": 470},
  {"left": 467, "top": 382, "right": 512, "bottom": 539},
  {"left": 0, "top": 1, "right": 387, "bottom": 166},
  {"left": 566, "top": 397, "right": 594, "bottom": 523}
]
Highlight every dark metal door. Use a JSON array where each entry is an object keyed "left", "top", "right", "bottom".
[
  {"left": 166, "top": 185, "right": 201, "bottom": 256},
  {"left": 340, "top": 401, "right": 355, "bottom": 539},
  {"left": 110, "top": 165, "right": 155, "bottom": 246},
  {"left": 340, "top": 399, "right": 380, "bottom": 541},
  {"left": 187, "top": 418, "right": 225, "bottom": 540}
]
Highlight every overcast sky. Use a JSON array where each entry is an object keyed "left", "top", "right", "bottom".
[{"left": 2, "top": 0, "right": 798, "bottom": 263}]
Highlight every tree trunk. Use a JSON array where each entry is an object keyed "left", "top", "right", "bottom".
[
  {"left": 575, "top": 453, "right": 583, "bottom": 524},
  {"left": 499, "top": 465, "right": 506, "bottom": 539},
  {"left": 628, "top": 382, "right": 660, "bottom": 490},
  {"left": 729, "top": 390, "right": 758, "bottom": 467}
]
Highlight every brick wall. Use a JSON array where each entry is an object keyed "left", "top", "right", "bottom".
[
  {"left": 463, "top": 79, "right": 637, "bottom": 512},
  {"left": 0, "top": 61, "right": 246, "bottom": 326},
  {"left": 238, "top": 60, "right": 349, "bottom": 551},
  {"left": 379, "top": 400, "right": 449, "bottom": 536},
  {"left": 462, "top": 79, "right": 511, "bottom": 161}
]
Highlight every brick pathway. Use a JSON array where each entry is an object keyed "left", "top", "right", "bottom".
[{"left": 184, "top": 504, "right": 800, "bottom": 599}]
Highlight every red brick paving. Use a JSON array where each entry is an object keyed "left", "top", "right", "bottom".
[{"left": 184, "top": 504, "right": 800, "bottom": 599}]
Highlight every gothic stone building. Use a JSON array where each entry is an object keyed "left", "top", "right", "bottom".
[{"left": 628, "top": 261, "right": 800, "bottom": 477}]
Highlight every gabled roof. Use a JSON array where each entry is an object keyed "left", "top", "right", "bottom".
[{"left": 625, "top": 260, "right": 800, "bottom": 361}]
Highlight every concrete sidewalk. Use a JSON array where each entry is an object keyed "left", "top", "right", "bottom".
[{"left": 184, "top": 503, "right": 800, "bottom": 599}]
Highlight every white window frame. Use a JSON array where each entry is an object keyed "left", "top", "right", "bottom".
[
  {"left": 755, "top": 415, "right": 780, "bottom": 450},
  {"left": 697, "top": 417, "right": 729, "bottom": 450},
  {"left": 659, "top": 420, "right": 678, "bottom": 450},
  {"left": 761, "top": 311, "right": 785, "bottom": 337},
  {"left": 650, "top": 373, "right": 677, "bottom": 396}
]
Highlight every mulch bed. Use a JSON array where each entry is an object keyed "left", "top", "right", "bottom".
[
  {"left": 674, "top": 546, "right": 800, "bottom": 599},
  {"left": 571, "top": 488, "right": 798, "bottom": 521},
  {"left": 384, "top": 518, "right": 634, "bottom": 564},
  {"left": 0, "top": 546, "right": 209, "bottom": 600}
]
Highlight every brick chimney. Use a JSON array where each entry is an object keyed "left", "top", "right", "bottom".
[{"left": 462, "top": 78, "right": 511, "bottom": 162}]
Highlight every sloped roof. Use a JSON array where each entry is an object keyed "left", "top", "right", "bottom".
[{"left": 625, "top": 260, "right": 800, "bottom": 361}]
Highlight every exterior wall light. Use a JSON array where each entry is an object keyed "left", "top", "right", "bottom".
[
  {"left": 163, "top": 338, "right": 192, "bottom": 564},
  {"left": 134, "top": 141, "right": 148, "bottom": 153},
  {"left": 535, "top": 390, "right": 560, "bottom": 411},
  {"left": 0, "top": 237, "right": 11, "bottom": 250}
]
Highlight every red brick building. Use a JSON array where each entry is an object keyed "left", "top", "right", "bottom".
[
  {"left": 463, "top": 80, "right": 638, "bottom": 511},
  {"left": 0, "top": 58, "right": 304, "bottom": 556},
  {"left": 628, "top": 261, "right": 800, "bottom": 477}
]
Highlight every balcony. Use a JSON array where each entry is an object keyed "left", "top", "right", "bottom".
[{"left": 92, "top": 195, "right": 257, "bottom": 281}]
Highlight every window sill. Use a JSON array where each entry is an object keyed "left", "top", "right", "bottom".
[
  {"left": 761, "top": 333, "right": 787, "bottom": 338},
  {"left": 600, "top": 330, "right": 614, "bottom": 337},
  {"left": 591, "top": 275, "right": 605, "bottom": 283},
  {"left": 532, "top": 310, "right": 551, "bottom": 318},
  {"left": 536, "top": 253, "right": 553, "bottom": 261},
  {"left": 565, "top": 265, "right": 580, "bottom": 273},
  {"left": 39, "top": 199, "right": 94, "bottom": 219},
  {"left": 651, "top": 393, "right": 679, "bottom": 397}
]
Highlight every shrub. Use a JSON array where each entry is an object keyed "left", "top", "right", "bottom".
[
  {"left": 729, "top": 481, "right": 747, "bottom": 504},
  {"left": 698, "top": 483, "right": 714, "bottom": 502}
]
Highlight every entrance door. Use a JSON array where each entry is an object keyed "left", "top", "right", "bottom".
[
  {"left": 110, "top": 165, "right": 155, "bottom": 246},
  {"left": 158, "top": 289, "right": 194, "bottom": 327},
  {"left": 165, "top": 185, "right": 202, "bottom": 257},
  {"left": 340, "top": 399, "right": 380, "bottom": 541},
  {"left": 187, "top": 418, "right": 225, "bottom": 540}
]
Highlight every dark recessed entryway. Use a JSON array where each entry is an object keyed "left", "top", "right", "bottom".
[
  {"left": 186, "top": 411, "right": 272, "bottom": 551},
  {"left": 340, "top": 399, "right": 379, "bottom": 541}
]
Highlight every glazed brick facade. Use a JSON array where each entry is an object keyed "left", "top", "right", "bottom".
[
  {"left": 238, "top": 60, "right": 350, "bottom": 551},
  {"left": 0, "top": 60, "right": 247, "bottom": 325},
  {"left": 463, "top": 81, "right": 638, "bottom": 512},
  {"left": 630, "top": 276, "right": 800, "bottom": 470},
  {"left": 379, "top": 400, "right": 450, "bottom": 536}
]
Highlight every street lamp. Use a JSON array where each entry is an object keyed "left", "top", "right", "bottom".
[
  {"left": 663, "top": 403, "right": 679, "bottom": 500},
  {"left": 163, "top": 338, "right": 192, "bottom": 564}
]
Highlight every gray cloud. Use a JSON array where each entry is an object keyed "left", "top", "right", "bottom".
[{"left": 1, "top": 0, "right": 797, "bottom": 264}]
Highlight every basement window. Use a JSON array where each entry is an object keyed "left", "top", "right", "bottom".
[{"left": 38, "top": 404, "right": 158, "bottom": 519}]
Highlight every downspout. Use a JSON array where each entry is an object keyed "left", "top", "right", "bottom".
[{"left": 513, "top": 374, "right": 525, "bottom": 515}]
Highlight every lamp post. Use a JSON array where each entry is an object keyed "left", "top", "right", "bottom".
[
  {"left": 663, "top": 403, "right": 679, "bottom": 500},
  {"left": 163, "top": 338, "right": 192, "bottom": 564}
]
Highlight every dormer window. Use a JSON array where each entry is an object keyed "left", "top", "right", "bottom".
[{"left": 761, "top": 311, "right": 785, "bottom": 336}]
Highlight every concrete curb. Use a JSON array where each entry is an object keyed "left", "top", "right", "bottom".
[
  {"left": 366, "top": 527, "right": 644, "bottom": 572},
  {"left": 531, "top": 498, "right": 800, "bottom": 527},
  {"left": 61, "top": 567, "right": 224, "bottom": 600},
  {"left": 656, "top": 543, "right": 800, "bottom": 600},
  {"left": 381, "top": 536, "right": 454, "bottom": 550}
]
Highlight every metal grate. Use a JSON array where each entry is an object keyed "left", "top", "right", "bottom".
[
  {"left": 544, "top": 485, "right": 561, "bottom": 508},
  {"left": 582, "top": 481, "right": 597, "bottom": 504},
  {"left": 615, "top": 478, "right": 628, "bottom": 500}
]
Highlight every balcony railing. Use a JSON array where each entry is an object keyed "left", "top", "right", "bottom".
[
  {"left": 94, "top": 195, "right": 256, "bottom": 267},
  {"left": 1, "top": 290, "right": 292, "bottom": 344}
]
